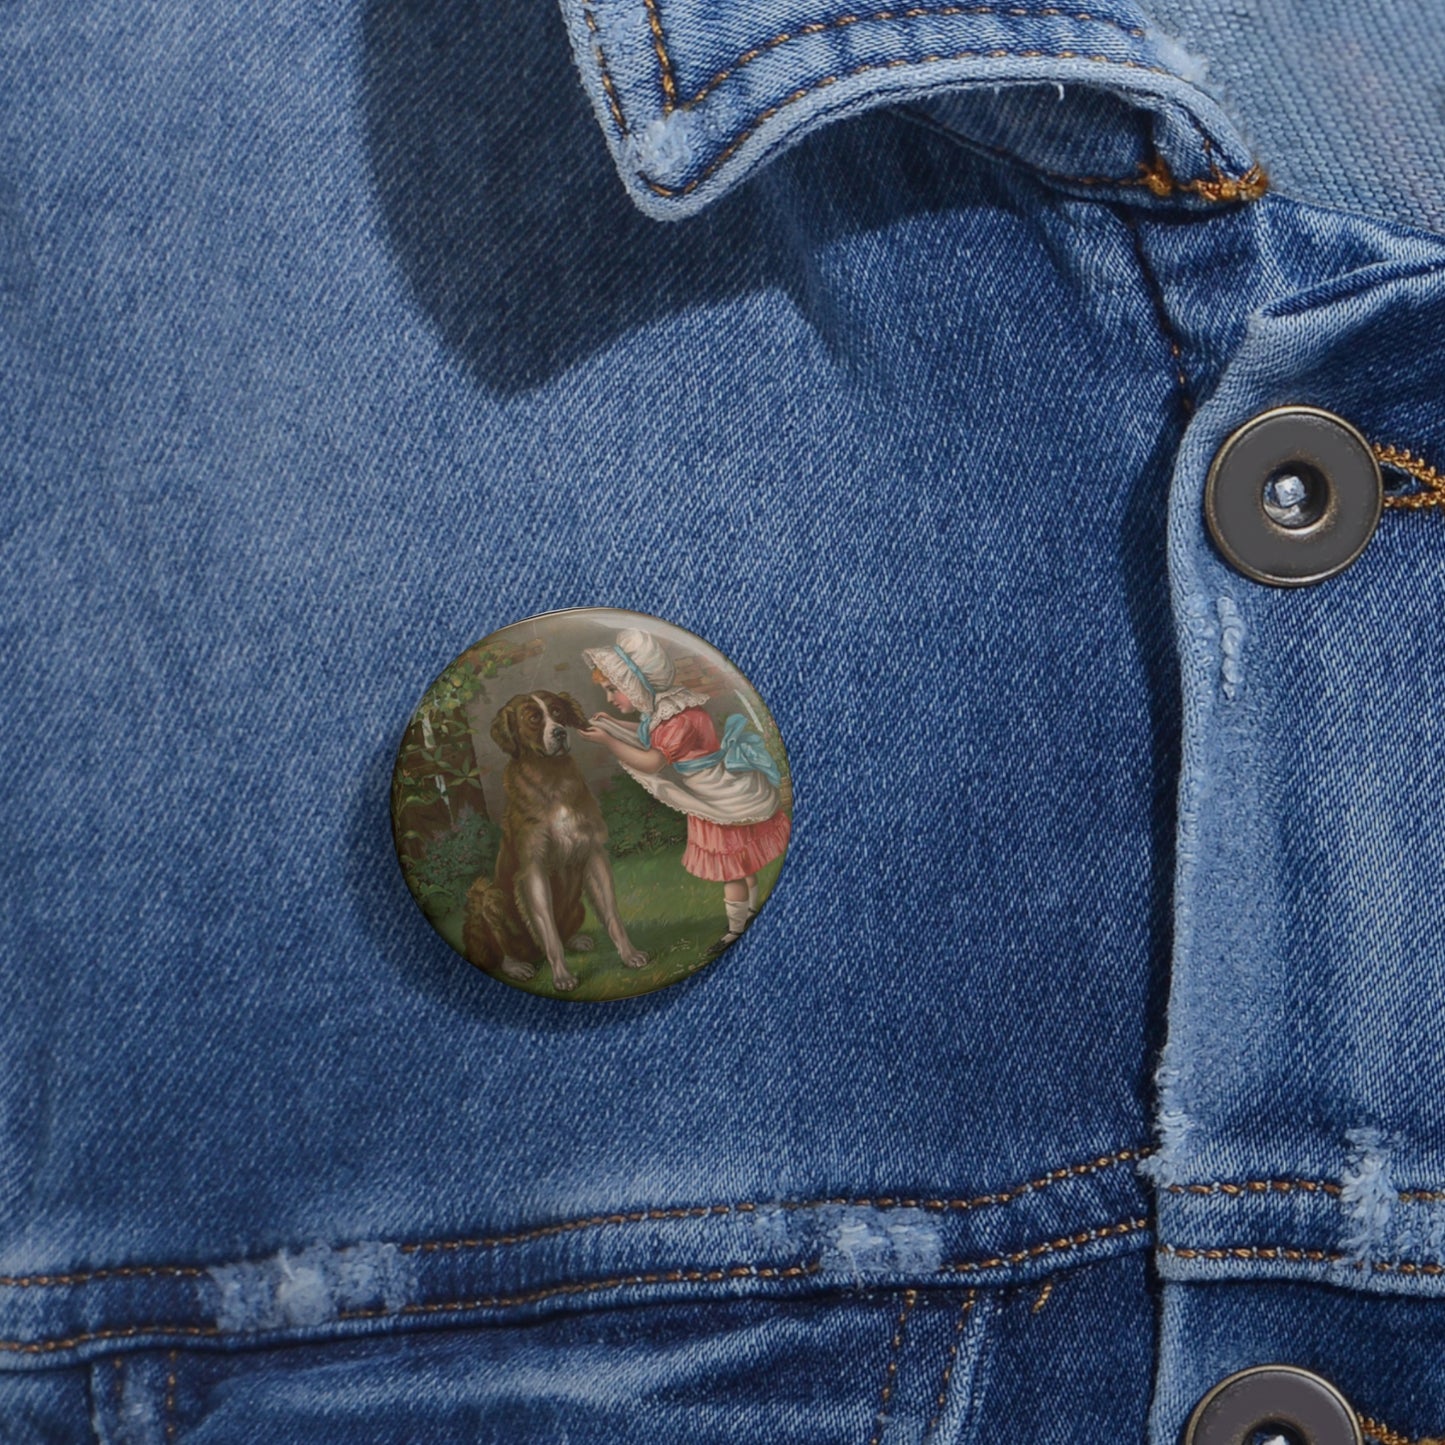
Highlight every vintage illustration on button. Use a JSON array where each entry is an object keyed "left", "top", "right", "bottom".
[{"left": 391, "top": 608, "right": 792, "bottom": 1000}]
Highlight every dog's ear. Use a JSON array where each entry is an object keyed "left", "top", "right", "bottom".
[
  {"left": 555, "top": 692, "right": 588, "bottom": 729},
  {"left": 490, "top": 700, "right": 520, "bottom": 756}
]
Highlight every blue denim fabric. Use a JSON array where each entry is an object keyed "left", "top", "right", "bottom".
[
  {"left": 1145, "top": 0, "right": 1445, "bottom": 235},
  {"left": 3, "top": 0, "right": 1445, "bottom": 1441}
]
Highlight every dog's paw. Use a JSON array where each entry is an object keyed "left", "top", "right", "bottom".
[
  {"left": 551, "top": 965, "right": 580, "bottom": 992},
  {"left": 620, "top": 946, "right": 651, "bottom": 970},
  {"left": 501, "top": 957, "right": 538, "bottom": 981},
  {"left": 565, "top": 933, "right": 594, "bottom": 952}
]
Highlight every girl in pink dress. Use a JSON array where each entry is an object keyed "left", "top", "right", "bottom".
[{"left": 578, "top": 629, "right": 789, "bottom": 951}]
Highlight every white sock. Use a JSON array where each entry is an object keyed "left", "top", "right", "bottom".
[{"left": 724, "top": 899, "right": 753, "bottom": 936}]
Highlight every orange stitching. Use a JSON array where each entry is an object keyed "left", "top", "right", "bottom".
[
  {"left": 1159, "top": 1242, "right": 1445, "bottom": 1276},
  {"left": 0, "top": 1147, "right": 1150, "bottom": 1294},
  {"left": 641, "top": 52, "right": 1264, "bottom": 200},
  {"left": 925, "top": 1291, "right": 977, "bottom": 1437},
  {"left": 401, "top": 1201, "right": 742, "bottom": 1255},
  {"left": 0, "top": 1263, "right": 206, "bottom": 1289},
  {"left": 1032, "top": 154, "right": 1191, "bottom": 193},
  {"left": 868, "top": 1288, "right": 919, "bottom": 1445},
  {"left": 1030, "top": 1277, "right": 1055, "bottom": 1312},
  {"left": 1375, "top": 1259, "right": 1445, "bottom": 1277},
  {"left": 1137, "top": 151, "right": 1268, "bottom": 203},
  {"left": 399, "top": 1146, "right": 1151, "bottom": 1257},
  {"left": 1360, "top": 1414, "right": 1445, "bottom": 1445},
  {"left": 1363, "top": 1418, "right": 1414, "bottom": 1445},
  {"left": 0, "top": 1212, "right": 1148, "bottom": 1355},
  {"left": 940, "top": 1216, "right": 1150, "bottom": 1273},
  {"left": 644, "top": 51, "right": 1170, "bottom": 198},
  {"left": 642, "top": 0, "right": 677, "bottom": 107},
  {"left": 1019, "top": 149, "right": 1264, "bottom": 199},
  {"left": 342, "top": 1259, "right": 824, "bottom": 1324},
  {"left": 1197, "top": 164, "right": 1268, "bottom": 203},
  {"left": 584, "top": 3, "right": 1266, "bottom": 205},
  {"left": 1374, "top": 444, "right": 1445, "bottom": 510},
  {"left": 1165, "top": 1178, "right": 1343, "bottom": 1198},
  {"left": 0, "top": 1267, "right": 824, "bottom": 1354},
  {"left": 923, "top": 119, "right": 1229, "bottom": 195},
  {"left": 164, "top": 1349, "right": 178, "bottom": 1442},
  {"left": 677, "top": 6, "right": 1149, "bottom": 112},
  {"left": 0, "top": 1323, "right": 222, "bottom": 1356},
  {"left": 787, "top": 1146, "right": 1152, "bottom": 1211},
  {"left": 1160, "top": 1242, "right": 1345, "bottom": 1264},
  {"left": 583, "top": 7, "right": 627, "bottom": 133},
  {"left": 1164, "top": 1177, "right": 1445, "bottom": 1203}
]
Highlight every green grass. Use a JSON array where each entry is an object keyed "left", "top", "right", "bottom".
[{"left": 430, "top": 848, "right": 785, "bottom": 1001}]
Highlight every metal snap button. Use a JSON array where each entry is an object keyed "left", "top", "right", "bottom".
[
  {"left": 1183, "top": 1365, "right": 1363, "bottom": 1445},
  {"left": 392, "top": 608, "right": 792, "bottom": 1001},
  {"left": 1204, "top": 406, "right": 1382, "bottom": 586}
]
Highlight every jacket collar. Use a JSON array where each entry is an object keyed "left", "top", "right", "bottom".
[{"left": 558, "top": 0, "right": 1263, "bottom": 220}]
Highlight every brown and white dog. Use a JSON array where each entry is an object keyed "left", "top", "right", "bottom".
[{"left": 463, "top": 691, "right": 649, "bottom": 991}]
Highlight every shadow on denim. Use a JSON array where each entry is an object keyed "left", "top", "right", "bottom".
[{"left": 360, "top": 0, "right": 981, "bottom": 395}]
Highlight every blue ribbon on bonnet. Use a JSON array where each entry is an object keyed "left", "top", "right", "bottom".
[
  {"left": 672, "top": 714, "right": 782, "bottom": 786},
  {"left": 614, "top": 645, "right": 656, "bottom": 704}
]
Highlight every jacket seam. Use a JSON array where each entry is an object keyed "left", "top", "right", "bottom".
[
  {"left": 163, "top": 1349, "right": 178, "bottom": 1442},
  {"left": 1375, "top": 442, "right": 1445, "bottom": 509},
  {"left": 1360, "top": 1412, "right": 1445, "bottom": 1445},
  {"left": 1165, "top": 1176, "right": 1445, "bottom": 1203},
  {"left": 939, "top": 1217, "right": 1148, "bottom": 1273},
  {"left": 1157, "top": 1242, "right": 1445, "bottom": 1276},
  {"left": 1119, "top": 208, "right": 1194, "bottom": 417},
  {"left": 894, "top": 105, "right": 1266, "bottom": 205},
  {"left": 924, "top": 1290, "right": 979, "bottom": 1437},
  {"left": 636, "top": 50, "right": 1193, "bottom": 200},
  {"left": 0, "top": 1217, "right": 1149, "bottom": 1356},
  {"left": 583, "top": 7, "right": 629, "bottom": 132},
  {"left": 643, "top": 0, "right": 677, "bottom": 107},
  {"left": 867, "top": 1288, "right": 919, "bottom": 1445},
  {"left": 0, "top": 1146, "right": 1151, "bottom": 1291},
  {"left": 1166, "top": 1178, "right": 1342, "bottom": 1197},
  {"left": 641, "top": 4, "right": 1149, "bottom": 117},
  {"left": 583, "top": 5, "right": 1264, "bottom": 201}
]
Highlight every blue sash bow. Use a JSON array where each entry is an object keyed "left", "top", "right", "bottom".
[{"left": 672, "top": 714, "right": 781, "bottom": 786}]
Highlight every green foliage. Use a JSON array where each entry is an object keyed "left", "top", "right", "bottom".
[
  {"left": 425, "top": 656, "right": 489, "bottom": 713},
  {"left": 599, "top": 778, "right": 687, "bottom": 856},
  {"left": 392, "top": 646, "right": 519, "bottom": 813},
  {"left": 403, "top": 808, "right": 502, "bottom": 918}
]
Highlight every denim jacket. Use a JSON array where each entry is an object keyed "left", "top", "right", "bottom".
[{"left": 4, "top": 0, "right": 1445, "bottom": 1441}]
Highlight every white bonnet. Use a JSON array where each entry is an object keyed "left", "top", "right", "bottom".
[{"left": 582, "top": 629, "right": 708, "bottom": 720}]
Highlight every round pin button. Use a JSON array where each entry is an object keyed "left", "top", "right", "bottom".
[
  {"left": 1204, "top": 406, "right": 1382, "bottom": 586},
  {"left": 1183, "top": 1365, "right": 1363, "bottom": 1445},
  {"left": 391, "top": 608, "right": 792, "bottom": 1000}
]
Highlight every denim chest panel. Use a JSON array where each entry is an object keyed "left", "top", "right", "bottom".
[{"left": 2, "top": 0, "right": 1445, "bottom": 1441}]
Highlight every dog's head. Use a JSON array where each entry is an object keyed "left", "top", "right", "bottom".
[{"left": 490, "top": 691, "right": 587, "bottom": 758}]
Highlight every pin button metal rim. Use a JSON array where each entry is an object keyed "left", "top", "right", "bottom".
[
  {"left": 1203, "top": 404, "right": 1383, "bottom": 588},
  {"left": 1182, "top": 1363, "right": 1364, "bottom": 1445}
]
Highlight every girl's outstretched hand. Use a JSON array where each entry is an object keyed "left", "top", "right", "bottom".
[{"left": 576, "top": 718, "right": 613, "bottom": 744}]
